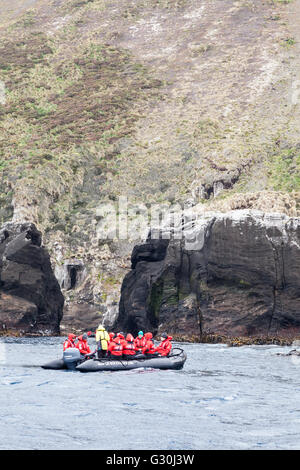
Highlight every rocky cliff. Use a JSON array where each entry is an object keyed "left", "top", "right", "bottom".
[
  {"left": 0, "top": 223, "right": 64, "bottom": 335},
  {"left": 116, "top": 211, "right": 300, "bottom": 342},
  {"left": 1, "top": 0, "right": 300, "bottom": 336}
]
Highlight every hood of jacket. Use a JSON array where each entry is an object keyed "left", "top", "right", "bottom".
[
  {"left": 161, "top": 336, "right": 173, "bottom": 342},
  {"left": 78, "top": 335, "right": 87, "bottom": 342}
]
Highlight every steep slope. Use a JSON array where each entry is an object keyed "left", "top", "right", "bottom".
[{"left": 0, "top": 0, "right": 300, "bottom": 333}]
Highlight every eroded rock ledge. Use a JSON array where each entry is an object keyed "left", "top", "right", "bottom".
[
  {"left": 0, "top": 223, "right": 64, "bottom": 335},
  {"left": 116, "top": 211, "right": 300, "bottom": 343}
]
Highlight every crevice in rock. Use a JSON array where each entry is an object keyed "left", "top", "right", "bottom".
[
  {"left": 57, "top": 261, "right": 86, "bottom": 291},
  {"left": 186, "top": 251, "right": 202, "bottom": 341},
  {"left": 267, "top": 234, "right": 285, "bottom": 336},
  {"left": 268, "top": 286, "right": 277, "bottom": 335},
  {"left": 200, "top": 161, "right": 252, "bottom": 200},
  {"left": 69, "top": 266, "right": 78, "bottom": 290},
  {"left": 281, "top": 241, "right": 286, "bottom": 290}
]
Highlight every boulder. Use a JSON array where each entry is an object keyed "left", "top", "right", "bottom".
[{"left": 0, "top": 223, "right": 64, "bottom": 335}]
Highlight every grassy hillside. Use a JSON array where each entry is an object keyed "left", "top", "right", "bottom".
[{"left": 1, "top": 0, "right": 300, "bottom": 330}]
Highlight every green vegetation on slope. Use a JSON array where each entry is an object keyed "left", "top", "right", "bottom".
[
  {"left": 267, "top": 148, "right": 300, "bottom": 192},
  {"left": 0, "top": 0, "right": 299, "bottom": 228},
  {"left": 0, "top": 9, "right": 163, "bottom": 228}
]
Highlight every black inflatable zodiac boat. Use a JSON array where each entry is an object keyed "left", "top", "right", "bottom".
[{"left": 42, "top": 348, "right": 187, "bottom": 372}]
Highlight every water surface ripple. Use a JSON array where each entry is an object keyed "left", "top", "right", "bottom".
[{"left": 0, "top": 338, "right": 299, "bottom": 450}]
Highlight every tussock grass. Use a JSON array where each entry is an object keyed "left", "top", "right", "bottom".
[{"left": 0, "top": 17, "right": 163, "bottom": 228}]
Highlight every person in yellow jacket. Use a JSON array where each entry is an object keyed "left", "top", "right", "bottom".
[{"left": 95, "top": 324, "right": 110, "bottom": 358}]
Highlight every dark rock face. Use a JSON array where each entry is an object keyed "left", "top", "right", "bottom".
[
  {"left": 117, "top": 239, "right": 171, "bottom": 334},
  {"left": 0, "top": 223, "right": 64, "bottom": 335},
  {"left": 116, "top": 211, "right": 300, "bottom": 341}
]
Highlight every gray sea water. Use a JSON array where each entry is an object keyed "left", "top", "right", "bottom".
[{"left": 0, "top": 337, "right": 299, "bottom": 450}]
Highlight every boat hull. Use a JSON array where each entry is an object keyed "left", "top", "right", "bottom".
[
  {"left": 41, "top": 358, "right": 66, "bottom": 370},
  {"left": 76, "top": 350, "right": 187, "bottom": 372}
]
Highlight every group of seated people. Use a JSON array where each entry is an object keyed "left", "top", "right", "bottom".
[{"left": 63, "top": 325, "right": 173, "bottom": 360}]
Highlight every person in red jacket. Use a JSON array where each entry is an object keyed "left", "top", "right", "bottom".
[
  {"left": 134, "top": 331, "right": 147, "bottom": 352},
  {"left": 108, "top": 335, "right": 123, "bottom": 357},
  {"left": 123, "top": 334, "right": 137, "bottom": 357},
  {"left": 63, "top": 333, "right": 77, "bottom": 351},
  {"left": 156, "top": 333, "right": 172, "bottom": 356},
  {"left": 76, "top": 334, "right": 91, "bottom": 356},
  {"left": 142, "top": 332, "right": 157, "bottom": 357},
  {"left": 117, "top": 332, "right": 127, "bottom": 349},
  {"left": 108, "top": 332, "right": 115, "bottom": 343}
]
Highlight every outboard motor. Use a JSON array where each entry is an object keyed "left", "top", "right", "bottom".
[{"left": 63, "top": 348, "right": 82, "bottom": 370}]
